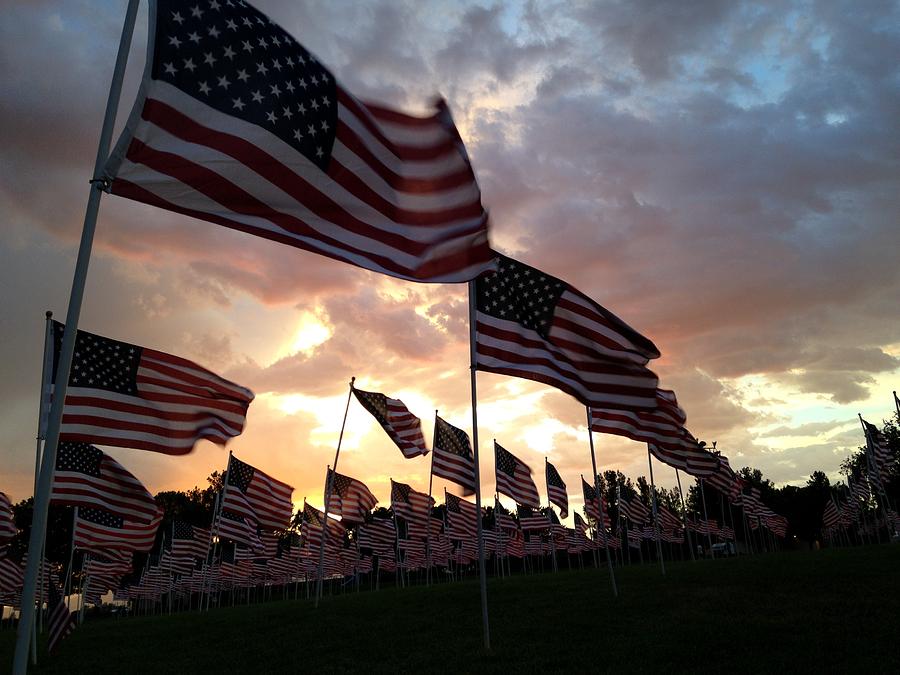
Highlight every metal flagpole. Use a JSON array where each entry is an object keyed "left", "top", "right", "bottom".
[
  {"left": 545, "top": 458, "right": 558, "bottom": 574},
  {"left": 700, "top": 478, "right": 715, "bottom": 558},
  {"left": 204, "top": 455, "right": 231, "bottom": 611},
  {"left": 467, "top": 280, "right": 491, "bottom": 650},
  {"left": 586, "top": 407, "right": 618, "bottom": 597},
  {"left": 674, "top": 469, "right": 695, "bottom": 562},
  {"left": 859, "top": 414, "right": 896, "bottom": 537},
  {"left": 13, "top": 2, "right": 141, "bottom": 670},
  {"left": 647, "top": 445, "right": 666, "bottom": 576},
  {"left": 31, "top": 312, "right": 53, "bottom": 651},
  {"left": 315, "top": 377, "right": 355, "bottom": 606},
  {"left": 425, "top": 411, "right": 437, "bottom": 587}
]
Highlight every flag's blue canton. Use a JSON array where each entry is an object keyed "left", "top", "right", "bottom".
[
  {"left": 81, "top": 507, "right": 124, "bottom": 528},
  {"left": 436, "top": 420, "right": 472, "bottom": 458},
  {"left": 546, "top": 463, "right": 565, "bottom": 489},
  {"left": 227, "top": 456, "right": 255, "bottom": 492},
  {"left": 173, "top": 521, "right": 196, "bottom": 540},
  {"left": 476, "top": 256, "right": 565, "bottom": 339},
  {"left": 154, "top": 0, "right": 338, "bottom": 171},
  {"left": 52, "top": 321, "right": 140, "bottom": 395},
  {"left": 496, "top": 445, "right": 518, "bottom": 478},
  {"left": 56, "top": 442, "right": 103, "bottom": 476},
  {"left": 392, "top": 481, "right": 412, "bottom": 505}
]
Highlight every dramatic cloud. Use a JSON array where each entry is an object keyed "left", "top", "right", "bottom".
[{"left": 1, "top": 0, "right": 898, "bottom": 514}]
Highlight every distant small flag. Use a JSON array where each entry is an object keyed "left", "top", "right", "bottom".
[
  {"left": 618, "top": 494, "right": 650, "bottom": 525},
  {"left": 215, "top": 509, "right": 261, "bottom": 550},
  {"left": 581, "top": 476, "right": 610, "bottom": 528},
  {"left": 222, "top": 455, "right": 294, "bottom": 530},
  {"left": 47, "top": 582, "right": 75, "bottom": 653},
  {"left": 0, "top": 492, "right": 16, "bottom": 542},
  {"left": 516, "top": 504, "right": 550, "bottom": 531},
  {"left": 50, "top": 441, "right": 158, "bottom": 523},
  {"left": 545, "top": 460, "right": 568, "bottom": 519},
  {"left": 862, "top": 417, "right": 895, "bottom": 479},
  {"left": 390, "top": 479, "right": 433, "bottom": 526},
  {"left": 327, "top": 470, "right": 378, "bottom": 524},
  {"left": 494, "top": 442, "right": 540, "bottom": 508},
  {"left": 172, "top": 521, "right": 210, "bottom": 560},
  {"left": 73, "top": 507, "right": 161, "bottom": 553},
  {"left": 353, "top": 388, "right": 428, "bottom": 458},
  {"left": 51, "top": 321, "right": 253, "bottom": 455},
  {"left": 445, "top": 493, "right": 478, "bottom": 539},
  {"left": 432, "top": 415, "right": 476, "bottom": 495}
]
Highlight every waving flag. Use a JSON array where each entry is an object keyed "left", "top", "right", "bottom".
[
  {"left": 73, "top": 507, "right": 161, "bottom": 553},
  {"left": 445, "top": 493, "right": 478, "bottom": 539},
  {"left": 474, "top": 254, "right": 660, "bottom": 411},
  {"left": 50, "top": 442, "right": 158, "bottom": 523},
  {"left": 390, "top": 479, "right": 433, "bottom": 526},
  {"left": 0, "top": 492, "right": 16, "bottom": 542},
  {"left": 222, "top": 455, "right": 294, "bottom": 530},
  {"left": 618, "top": 494, "right": 650, "bottom": 525},
  {"left": 432, "top": 415, "right": 476, "bottom": 495},
  {"left": 494, "top": 442, "right": 540, "bottom": 508},
  {"left": 353, "top": 388, "right": 428, "bottom": 458},
  {"left": 171, "top": 521, "right": 210, "bottom": 560},
  {"left": 862, "top": 417, "right": 895, "bottom": 481},
  {"left": 516, "top": 504, "right": 549, "bottom": 531},
  {"left": 581, "top": 476, "right": 610, "bottom": 528},
  {"left": 51, "top": 321, "right": 253, "bottom": 455},
  {"left": 545, "top": 460, "right": 568, "bottom": 519},
  {"left": 327, "top": 470, "right": 378, "bottom": 523},
  {"left": 103, "top": 0, "right": 492, "bottom": 283},
  {"left": 47, "top": 582, "right": 75, "bottom": 653}
]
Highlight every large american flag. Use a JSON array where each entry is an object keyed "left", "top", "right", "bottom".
[
  {"left": 545, "top": 460, "right": 568, "bottom": 519},
  {"left": 0, "top": 492, "right": 16, "bottom": 542},
  {"left": 326, "top": 470, "right": 378, "bottom": 524},
  {"left": 474, "top": 254, "right": 660, "bottom": 411},
  {"left": 353, "top": 388, "right": 428, "bottom": 459},
  {"left": 494, "top": 442, "right": 540, "bottom": 508},
  {"left": 102, "top": 0, "right": 492, "bottom": 284},
  {"left": 50, "top": 441, "right": 158, "bottom": 523},
  {"left": 432, "top": 415, "right": 476, "bottom": 495},
  {"left": 73, "top": 507, "right": 162, "bottom": 553},
  {"left": 51, "top": 321, "right": 254, "bottom": 455},
  {"left": 222, "top": 454, "right": 294, "bottom": 530}
]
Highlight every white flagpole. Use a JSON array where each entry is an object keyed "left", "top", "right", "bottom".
[
  {"left": 316, "top": 377, "right": 355, "bottom": 606},
  {"left": 585, "top": 407, "right": 618, "bottom": 597},
  {"left": 467, "top": 280, "right": 491, "bottom": 650},
  {"left": 13, "top": 2, "right": 141, "bottom": 670},
  {"left": 647, "top": 445, "right": 666, "bottom": 576},
  {"left": 425, "top": 411, "right": 437, "bottom": 587}
]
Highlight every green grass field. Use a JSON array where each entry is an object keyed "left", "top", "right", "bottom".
[{"left": 3, "top": 546, "right": 898, "bottom": 673}]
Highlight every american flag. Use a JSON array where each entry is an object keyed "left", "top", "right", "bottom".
[
  {"left": 326, "top": 470, "right": 378, "bottom": 523},
  {"left": 51, "top": 321, "right": 254, "bottom": 455},
  {"left": 494, "top": 442, "right": 540, "bottom": 508},
  {"left": 581, "top": 476, "right": 610, "bottom": 528},
  {"left": 171, "top": 520, "right": 211, "bottom": 559},
  {"left": 222, "top": 454, "right": 294, "bottom": 530},
  {"left": 50, "top": 441, "right": 158, "bottom": 523},
  {"left": 618, "top": 494, "right": 650, "bottom": 525},
  {"left": 102, "top": 0, "right": 492, "bottom": 284},
  {"left": 353, "top": 388, "right": 428, "bottom": 459},
  {"left": 0, "top": 553, "right": 24, "bottom": 600},
  {"left": 862, "top": 417, "right": 895, "bottom": 482},
  {"left": 545, "top": 460, "right": 568, "bottom": 519},
  {"left": 301, "top": 502, "right": 344, "bottom": 550},
  {"left": 474, "top": 254, "right": 660, "bottom": 411},
  {"left": 703, "top": 454, "right": 739, "bottom": 500},
  {"left": 0, "top": 492, "right": 16, "bottom": 542},
  {"left": 516, "top": 504, "right": 549, "bottom": 531},
  {"left": 356, "top": 517, "right": 395, "bottom": 552},
  {"left": 657, "top": 505, "right": 682, "bottom": 531},
  {"left": 493, "top": 499, "right": 518, "bottom": 532},
  {"left": 648, "top": 440, "right": 719, "bottom": 478},
  {"left": 47, "top": 582, "right": 75, "bottom": 653},
  {"left": 432, "top": 415, "right": 476, "bottom": 495},
  {"left": 445, "top": 493, "right": 478, "bottom": 539},
  {"left": 73, "top": 507, "right": 162, "bottom": 553},
  {"left": 215, "top": 508, "right": 261, "bottom": 550},
  {"left": 390, "top": 479, "right": 433, "bottom": 526}
]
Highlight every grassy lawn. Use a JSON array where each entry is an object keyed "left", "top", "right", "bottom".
[{"left": 3, "top": 546, "right": 898, "bottom": 673}]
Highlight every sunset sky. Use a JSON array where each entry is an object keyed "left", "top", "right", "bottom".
[{"left": 1, "top": 0, "right": 898, "bottom": 526}]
